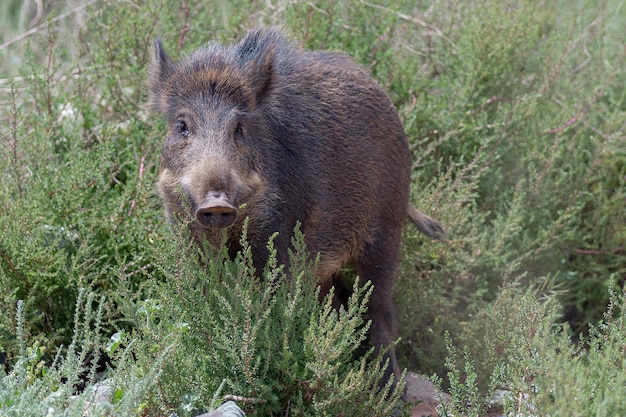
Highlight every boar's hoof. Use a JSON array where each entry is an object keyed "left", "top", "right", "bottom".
[{"left": 195, "top": 198, "right": 238, "bottom": 229}]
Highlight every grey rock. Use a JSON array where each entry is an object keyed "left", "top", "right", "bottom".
[
  {"left": 195, "top": 401, "right": 245, "bottom": 417},
  {"left": 405, "top": 372, "right": 449, "bottom": 407}
]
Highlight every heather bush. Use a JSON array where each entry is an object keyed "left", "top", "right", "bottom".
[
  {"left": 438, "top": 277, "right": 626, "bottom": 416},
  {"left": 394, "top": 0, "right": 626, "bottom": 378},
  {"left": 0, "top": 290, "right": 167, "bottom": 416},
  {"left": 0, "top": 0, "right": 624, "bottom": 415},
  {"left": 121, "top": 222, "right": 405, "bottom": 416}
]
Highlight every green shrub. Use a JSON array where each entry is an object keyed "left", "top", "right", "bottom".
[
  {"left": 0, "top": 290, "right": 167, "bottom": 416},
  {"left": 439, "top": 277, "right": 626, "bottom": 416},
  {"left": 1, "top": 0, "right": 625, "bottom": 414},
  {"left": 123, "top": 222, "right": 406, "bottom": 416},
  {"left": 0, "top": 0, "right": 168, "bottom": 364},
  {"left": 394, "top": 0, "right": 626, "bottom": 378}
]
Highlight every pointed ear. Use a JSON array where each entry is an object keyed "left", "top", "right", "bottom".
[
  {"left": 237, "top": 29, "right": 280, "bottom": 105},
  {"left": 148, "top": 38, "right": 174, "bottom": 112}
]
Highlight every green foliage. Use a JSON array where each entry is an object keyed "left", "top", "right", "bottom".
[
  {"left": 394, "top": 0, "right": 626, "bottom": 378},
  {"left": 0, "top": 0, "right": 166, "bottom": 363},
  {"left": 439, "top": 278, "right": 626, "bottom": 416},
  {"left": 1, "top": 0, "right": 625, "bottom": 415},
  {"left": 125, "top": 222, "right": 405, "bottom": 416},
  {"left": 432, "top": 332, "right": 486, "bottom": 417},
  {"left": 0, "top": 291, "right": 166, "bottom": 416}
]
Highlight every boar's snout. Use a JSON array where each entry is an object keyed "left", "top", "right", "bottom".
[{"left": 195, "top": 193, "right": 238, "bottom": 229}]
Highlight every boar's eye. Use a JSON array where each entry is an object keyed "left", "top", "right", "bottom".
[
  {"left": 233, "top": 122, "right": 244, "bottom": 140},
  {"left": 175, "top": 120, "right": 189, "bottom": 137},
  {"left": 228, "top": 113, "right": 246, "bottom": 144}
]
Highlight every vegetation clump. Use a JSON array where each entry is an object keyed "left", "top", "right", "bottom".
[{"left": 0, "top": 0, "right": 624, "bottom": 415}]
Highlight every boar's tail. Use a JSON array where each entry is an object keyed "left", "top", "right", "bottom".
[{"left": 407, "top": 204, "right": 447, "bottom": 240}]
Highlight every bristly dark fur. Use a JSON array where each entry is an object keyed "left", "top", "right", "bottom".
[{"left": 148, "top": 27, "right": 444, "bottom": 390}]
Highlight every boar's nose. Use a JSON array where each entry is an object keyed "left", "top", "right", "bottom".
[{"left": 195, "top": 193, "right": 238, "bottom": 229}]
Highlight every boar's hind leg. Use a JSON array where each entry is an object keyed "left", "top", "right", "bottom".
[{"left": 355, "top": 231, "right": 402, "bottom": 389}]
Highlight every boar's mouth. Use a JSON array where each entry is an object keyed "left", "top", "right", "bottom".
[
  {"left": 194, "top": 192, "right": 238, "bottom": 229},
  {"left": 158, "top": 167, "right": 265, "bottom": 231}
]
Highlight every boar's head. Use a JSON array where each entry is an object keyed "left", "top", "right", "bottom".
[{"left": 148, "top": 32, "right": 280, "bottom": 240}]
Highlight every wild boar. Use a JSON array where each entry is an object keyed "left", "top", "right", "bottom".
[{"left": 148, "top": 27, "right": 444, "bottom": 388}]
